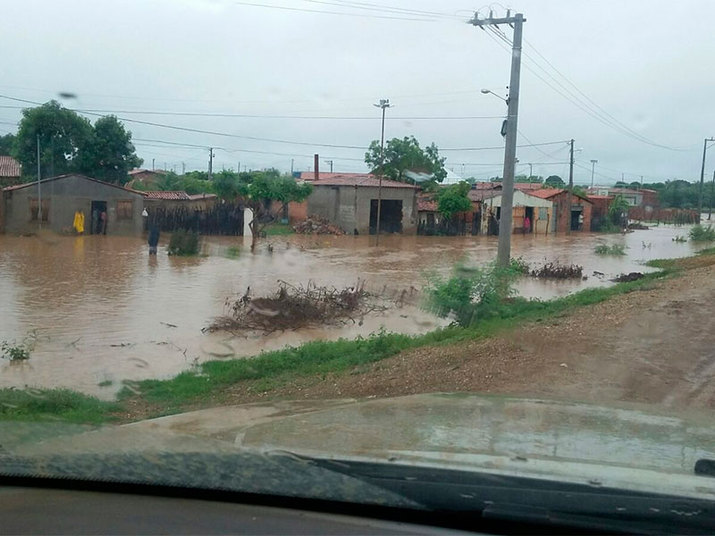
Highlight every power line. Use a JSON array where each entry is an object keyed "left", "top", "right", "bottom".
[
  {"left": 231, "top": 0, "right": 436, "bottom": 21},
  {"left": 300, "top": 0, "right": 460, "bottom": 20},
  {"left": 483, "top": 26, "right": 685, "bottom": 151}
]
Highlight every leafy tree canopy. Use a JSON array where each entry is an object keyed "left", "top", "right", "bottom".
[
  {"left": 12, "top": 102, "right": 142, "bottom": 183},
  {"left": 0, "top": 133, "right": 15, "bottom": 156},
  {"left": 544, "top": 175, "right": 565, "bottom": 187},
  {"left": 437, "top": 181, "right": 473, "bottom": 220},
  {"left": 84, "top": 115, "right": 142, "bottom": 184},
  {"left": 13, "top": 101, "right": 93, "bottom": 178},
  {"left": 365, "top": 135, "right": 446, "bottom": 184}
]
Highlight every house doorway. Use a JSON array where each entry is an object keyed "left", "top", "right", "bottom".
[
  {"left": 570, "top": 206, "right": 583, "bottom": 231},
  {"left": 369, "top": 199, "right": 403, "bottom": 234},
  {"left": 90, "top": 200, "right": 107, "bottom": 234},
  {"left": 524, "top": 206, "right": 534, "bottom": 233}
]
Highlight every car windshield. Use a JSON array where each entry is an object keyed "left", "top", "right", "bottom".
[{"left": 1, "top": 0, "right": 715, "bottom": 531}]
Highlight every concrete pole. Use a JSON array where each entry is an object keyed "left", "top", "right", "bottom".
[
  {"left": 208, "top": 147, "right": 214, "bottom": 181},
  {"left": 699, "top": 138, "right": 714, "bottom": 218},
  {"left": 567, "top": 139, "right": 574, "bottom": 234},
  {"left": 590, "top": 159, "right": 597, "bottom": 188},
  {"left": 495, "top": 13, "right": 524, "bottom": 267},
  {"left": 374, "top": 99, "right": 391, "bottom": 244},
  {"left": 709, "top": 169, "right": 715, "bottom": 221},
  {"left": 36, "top": 133, "right": 41, "bottom": 230}
]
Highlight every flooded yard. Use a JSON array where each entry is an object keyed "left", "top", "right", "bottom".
[{"left": 0, "top": 224, "right": 707, "bottom": 397}]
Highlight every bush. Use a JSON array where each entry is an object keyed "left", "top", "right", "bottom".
[
  {"left": 594, "top": 244, "right": 626, "bottom": 256},
  {"left": 689, "top": 224, "right": 715, "bottom": 242},
  {"left": 167, "top": 229, "right": 200, "bottom": 255},
  {"left": 673, "top": 235, "right": 687, "bottom": 243},
  {"left": 0, "top": 331, "right": 36, "bottom": 361},
  {"left": 509, "top": 256, "right": 530, "bottom": 274},
  {"left": 424, "top": 263, "right": 518, "bottom": 327}
]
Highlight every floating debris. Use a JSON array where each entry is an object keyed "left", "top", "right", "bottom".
[
  {"left": 293, "top": 215, "right": 345, "bottom": 235},
  {"left": 613, "top": 272, "right": 645, "bottom": 283}
]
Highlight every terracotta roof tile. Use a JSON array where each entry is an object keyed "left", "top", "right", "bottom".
[
  {"left": 143, "top": 190, "right": 191, "bottom": 200},
  {"left": 0, "top": 156, "right": 21, "bottom": 177}
]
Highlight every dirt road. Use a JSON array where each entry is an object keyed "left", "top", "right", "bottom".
[{"left": 224, "top": 260, "right": 715, "bottom": 412}]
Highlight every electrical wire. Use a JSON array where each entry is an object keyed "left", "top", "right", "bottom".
[{"left": 231, "top": 0, "right": 435, "bottom": 21}]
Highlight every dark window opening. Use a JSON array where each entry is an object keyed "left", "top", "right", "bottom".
[
  {"left": 29, "top": 198, "right": 49, "bottom": 222},
  {"left": 369, "top": 199, "right": 403, "bottom": 234},
  {"left": 91, "top": 200, "right": 108, "bottom": 235}
]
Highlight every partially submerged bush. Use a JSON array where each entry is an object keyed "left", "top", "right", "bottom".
[
  {"left": 168, "top": 229, "right": 200, "bottom": 255},
  {"left": 424, "top": 263, "right": 518, "bottom": 327},
  {"left": 1, "top": 331, "right": 37, "bottom": 361},
  {"left": 673, "top": 235, "right": 687, "bottom": 243},
  {"left": 689, "top": 224, "right": 715, "bottom": 242},
  {"left": 530, "top": 262, "right": 583, "bottom": 279},
  {"left": 594, "top": 244, "right": 626, "bottom": 256},
  {"left": 509, "top": 256, "right": 530, "bottom": 274}
]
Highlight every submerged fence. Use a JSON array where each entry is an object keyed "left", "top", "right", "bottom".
[
  {"left": 628, "top": 207, "right": 700, "bottom": 225},
  {"left": 148, "top": 202, "right": 244, "bottom": 235}
]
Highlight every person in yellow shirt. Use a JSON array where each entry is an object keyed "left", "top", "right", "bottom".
[{"left": 73, "top": 210, "right": 85, "bottom": 234}]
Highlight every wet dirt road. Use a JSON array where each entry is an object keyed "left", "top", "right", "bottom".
[{"left": 0, "top": 225, "right": 707, "bottom": 397}]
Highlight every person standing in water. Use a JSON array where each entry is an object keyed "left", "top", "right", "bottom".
[{"left": 148, "top": 223, "right": 160, "bottom": 255}]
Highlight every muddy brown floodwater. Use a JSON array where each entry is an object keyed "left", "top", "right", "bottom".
[{"left": 0, "top": 224, "right": 707, "bottom": 398}]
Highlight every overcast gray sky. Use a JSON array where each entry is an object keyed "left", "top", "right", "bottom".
[{"left": 1, "top": 0, "right": 714, "bottom": 184}]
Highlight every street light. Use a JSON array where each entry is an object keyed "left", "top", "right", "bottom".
[
  {"left": 373, "top": 99, "right": 391, "bottom": 244},
  {"left": 480, "top": 88, "right": 508, "bottom": 103}
]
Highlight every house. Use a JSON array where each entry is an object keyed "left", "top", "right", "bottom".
[
  {"left": 529, "top": 188, "right": 593, "bottom": 232},
  {"left": 471, "top": 188, "right": 554, "bottom": 235},
  {"left": 306, "top": 174, "right": 419, "bottom": 235},
  {"left": 587, "top": 187, "right": 659, "bottom": 209},
  {"left": 586, "top": 195, "right": 614, "bottom": 230},
  {"left": 2, "top": 174, "right": 145, "bottom": 235},
  {"left": 0, "top": 156, "right": 22, "bottom": 187}
]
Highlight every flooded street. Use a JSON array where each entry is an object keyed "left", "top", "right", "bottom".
[{"left": 0, "top": 225, "right": 707, "bottom": 397}]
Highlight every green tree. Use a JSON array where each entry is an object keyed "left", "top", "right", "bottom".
[
  {"left": 364, "top": 135, "right": 446, "bottom": 184},
  {"left": 83, "top": 115, "right": 142, "bottom": 184},
  {"left": 437, "top": 182, "right": 472, "bottom": 220},
  {"left": 13, "top": 101, "right": 93, "bottom": 178},
  {"left": 544, "top": 175, "right": 565, "bottom": 187},
  {"left": 608, "top": 194, "right": 630, "bottom": 227},
  {"left": 213, "top": 169, "right": 312, "bottom": 250},
  {"left": 0, "top": 133, "right": 15, "bottom": 156}
]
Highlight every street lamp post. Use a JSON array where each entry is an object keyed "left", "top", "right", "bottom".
[
  {"left": 373, "top": 99, "right": 391, "bottom": 244},
  {"left": 590, "top": 159, "right": 598, "bottom": 188}
]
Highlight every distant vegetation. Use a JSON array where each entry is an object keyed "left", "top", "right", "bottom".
[
  {"left": 594, "top": 244, "right": 627, "bottom": 256},
  {"left": 689, "top": 224, "right": 715, "bottom": 242}
]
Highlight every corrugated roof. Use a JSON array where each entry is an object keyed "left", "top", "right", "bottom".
[
  {"left": 310, "top": 174, "right": 419, "bottom": 189},
  {"left": 0, "top": 156, "right": 21, "bottom": 177},
  {"left": 2, "top": 173, "right": 145, "bottom": 196}
]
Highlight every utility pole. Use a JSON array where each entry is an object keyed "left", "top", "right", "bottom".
[
  {"left": 709, "top": 169, "right": 714, "bottom": 220},
  {"left": 373, "top": 98, "right": 391, "bottom": 244},
  {"left": 290, "top": 158, "right": 294, "bottom": 175},
  {"left": 567, "top": 139, "right": 574, "bottom": 234},
  {"left": 182, "top": 162, "right": 186, "bottom": 175},
  {"left": 208, "top": 147, "right": 214, "bottom": 180},
  {"left": 699, "top": 137, "right": 714, "bottom": 217},
  {"left": 590, "top": 159, "right": 598, "bottom": 188},
  {"left": 36, "top": 133, "right": 41, "bottom": 230},
  {"left": 528, "top": 162, "right": 533, "bottom": 180},
  {"left": 325, "top": 159, "right": 334, "bottom": 173},
  {"left": 470, "top": 10, "right": 525, "bottom": 267},
  {"left": 152, "top": 158, "right": 155, "bottom": 171}
]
